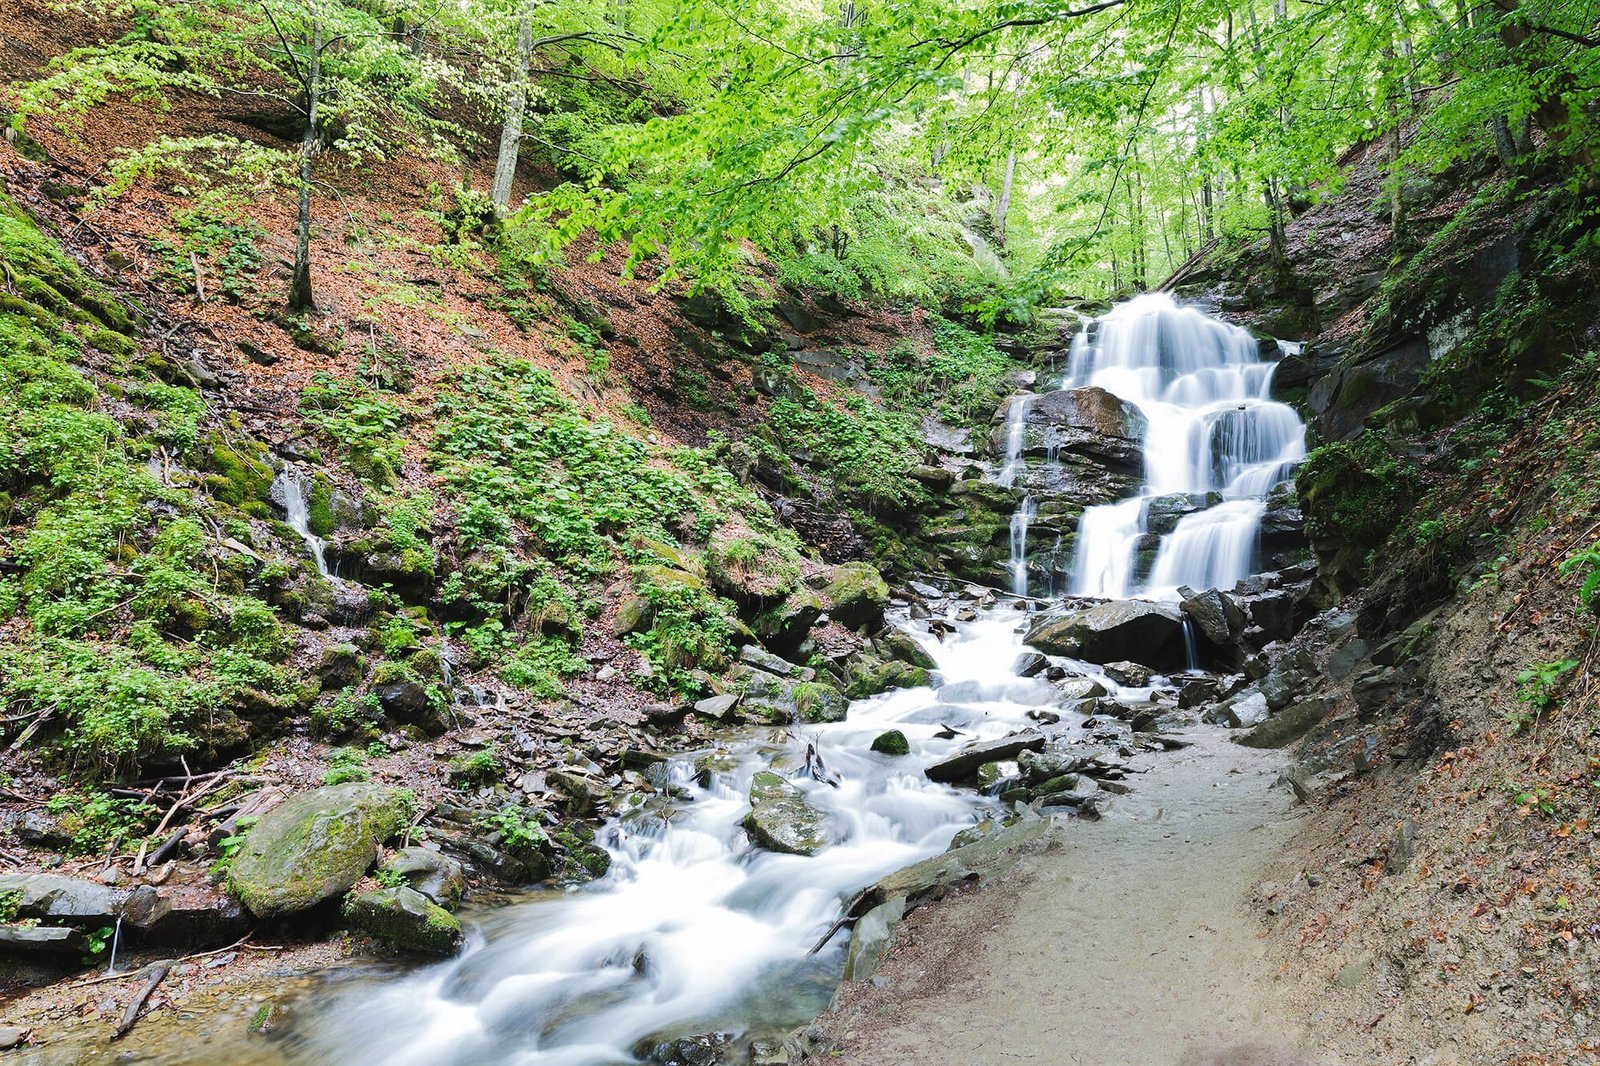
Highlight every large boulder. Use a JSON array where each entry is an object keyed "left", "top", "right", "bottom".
[
  {"left": 755, "top": 589, "right": 824, "bottom": 657},
  {"left": 1025, "top": 600, "right": 1187, "bottom": 670},
  {"left": 924, "top": 731, "right": 1047, "bottom": 784},
  {"left": 229, "top": 784, "right": 411, "bottom": 918},
  {"left": 380, "top": 846, "right": 467, "bottom": 909},
  {"left": 994, "top": 387, "right": 1147, "bottom": 472},
  {"left": 743, "top": 771, "right": 832, "bottom": 855},
  {"left": 1238, "top": 697, "right": 1333, "bottom": 749},
  {"left": 0, "top": 874, "right": 118, "bottom": 925},
  {"left": 822, "top": 562, "right": 889, "bottom": 629},
  {"left": 342, "top": 886, "right": 463, "bottom": 955}
]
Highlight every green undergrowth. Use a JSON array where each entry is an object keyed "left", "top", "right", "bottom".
[{"left": 0, "top": 191, "right": 298, "bottom": 778}]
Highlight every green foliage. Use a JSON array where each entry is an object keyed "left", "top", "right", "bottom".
[
  {"left": 1297, "top": 434, "right": 1418, "bottom": 574},
  {"left": 312, "top": 690, "right": 382, "bottom": 741},
  {"left": 323, "top": 746, "right": 371, "bottom": 785},
  {"left": 477, "top": 805, "right": 547, "bottom": 852},
  {"left": 1516, "top": 659, "right": 1581, "bottom": 712},
  {"left": 624, "top": 567, "right": 737, "bottom": 698},
  {"left": 448, "top": 747, "right": 504, "bottom": 787},
  {"left": 1559, "top": 541, "right": 1600, "bottom": 616},
  {"left": 44, "top": 790, "right": 157, "bottom": 856},
  {"left": 300, "top": 374, "right": 405, "bottom": 486},
  {"left": 501, "top": 637, "right": 588, "bottom": 700},
  {"left": 869, "top": 318, "right": 1020, "bottom": 426},
  {"left": 762, "top": 388, "right": 927, "bottom": 511}
]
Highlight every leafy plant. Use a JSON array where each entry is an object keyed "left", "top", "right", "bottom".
[
  {"left": 44, "top": 790, "right": 157, "bottom": 856},
  {"left": 1559, "top": 540, "right": 1600, "bottom": 616},
  {"left": 478, "top": 805, "right": 548, "bottom": 852},
  {"left": 1508, "top": 659, "right": 1581, "bottom": 733}
]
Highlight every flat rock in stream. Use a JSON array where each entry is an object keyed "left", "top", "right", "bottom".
[
  {"left": 743, "top": 771, "right": 833, "bottom": 856},
  {"left": 1025, "top": 599, "right": 1186, "bottom": 670},
  {"left": 924, "top": 731, "right": 1047, "bottom": 784}
]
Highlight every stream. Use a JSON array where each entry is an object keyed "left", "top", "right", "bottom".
[{"left": 239, "top": 295, "right": 1305, "bottom": 1066}]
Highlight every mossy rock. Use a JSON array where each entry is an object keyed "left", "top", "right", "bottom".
[
  {"left": 755, "top": 589, "right": 824, "bottom": 658},
  {"left": 846, "top": 656, "right": 932, "bottom": 699},
  {"left": 823, "top": 562, "right": 890, "bottom": 629},
  {"left": 793, "top": 681, "right": 848, "bottom": 724},
  {"left": 870, "top": 729, "right": 911, "bottom": 756},
  {"left": 704, "top": 533, "right": 801, "bottom": 607},
  {"left": 229, "top": 784, "right": 411, "bottom": 918},
  {"left": 878, "top": 627, "right": 936, "bottom": 670},
  {"left": 342, "top": 886, "right": 462, "bottom": 955},
  {"left": 743, "top": 771, "right": 832, "bottom": 856}
]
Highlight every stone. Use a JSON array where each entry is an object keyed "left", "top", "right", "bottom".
[
  {"left": 994, "top": 387, "right": 1147, "bottom": 473},
  {"left": 1181, "top": 587, "right": 1244, "bottom": 647},
  {"left": 755, "top": 589, "right": 824, "bottom": 657},
  {"left": 4, "top": 810, "right": 72, "bottom": 850},
  {"left": 318, "top": 643, "right": 363, "bottom": 689},
  {"left": 1248, "top": 589, "right": 1298, "bottom": 640},
  {"left": 925, "top": 731, "right": 1047, "bottom": 784},
  {"left": 738, "top": 644, "right": 799, "bottom": 677},
  {"left": 1025, "top": 600, "right": 1186, "bottom": 669},
  {"left": 1144, "top": 493, "right": 1205, "bottom": 535},
  {"left": 1056, "top": 678, "right": 1110, "bottom": 701},
  {"left": 0, "top": 874, "right": 118, "bottom": 925},
  {"left": 870, "top": 730, "right": 911, "bottom": 756},
  {"left": 374, "top": 680, "right": 445, "bottom": 735},
  {"left": 794, "top": 682, "right": 849, "bottom": 724},
  {"left": 843, "top": 895, "right": 906, "bottom": 982},
  {"left": 1238, "top": 697, "right": 1334, "bottom": 749},
  {"left": 549, "top": 770, "right": 610, "bottom": 817},
  {"left": 908, "top": 464, "right": 955, "bottom": 490},
  {"left": 1012, "top": 652, "right": 1048, "bottom": 678},
  {"left": 1220, "top": 690, "right": 1270, "bottom": 727},
  {"left": 1260, "top": 666, "right": 1306, "bottom": 711},
  {"left": 0, "top": 925, "right": 84, "bottom": 955},
  {"left": 823, "top": 562, "right": 890, "bottom": 629},
  {"left": 381, "top": 846, "right": 467, "bottom": 909},
  {"left": 1101, "top": 661, "right": 1153, "bottom": 687},
  {"left": 692, "top": 693, "right": 743, "bottom": 721},
  {"left": 343, "top": 886, "right": 463, "bottom": 955},
  {"left": 0, "top": 1026, "right": 26, "bottom": 1050},
  {"left": 846, "top": 656, "right": 932, "bottom": 698},
  {"left": 228, "top": 783, "right": 411, "bottom": 918},
  {"left": 878, "top": 627, "right": 937, "bottom": 670},
  {"left": 743, "top": 771, "right": 832, "bottom": 856}
]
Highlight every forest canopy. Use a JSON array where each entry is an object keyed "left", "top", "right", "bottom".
[{"left": 16, "top": 0, "right": 1600, "bottom": 315}]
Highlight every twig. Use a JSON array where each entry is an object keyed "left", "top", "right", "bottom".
[{"left": 111, "top": 960, "right": 172, "bottom": 1041}]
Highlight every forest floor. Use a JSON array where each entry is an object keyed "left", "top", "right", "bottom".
[{"left": 816, "top": 729, "right": 1322, "bottom": 1066}]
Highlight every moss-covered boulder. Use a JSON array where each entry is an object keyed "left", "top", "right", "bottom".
[
  {"left": 755, "top": 589, "right": 825, "bottom": 657},
  {"left": 342, "top": 886, "right": 463, "bottom": 955},
  {"left": 793, "top": 681, "right": 849, "bottom": 723},
  {"left": 878, "top": 627, "right": 937, "bottom": 670},
  {"left": 380, "top": 846, "right": 466, "bottom": 909},
  {"left": 705, "top": 532, "right": 800, "bottom": 607},
  {"left": 743, "top": 771, "right": 832, "bottom": 856},
  {"left": 823, "top": 562, "right": 890, "bottom": 629},
  {"left": 229, "top": 784, "right": 411, "bottom": 918},
  {"left": 846, "top": 655, "right": 933, "bottom": 698},
  {"left": 870, "top": 729, "right": 911, "bottom": 756}
]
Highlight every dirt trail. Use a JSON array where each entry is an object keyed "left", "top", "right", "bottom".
[{"left": 819, "top": 729, "right": 1325, "bottom": 1066}]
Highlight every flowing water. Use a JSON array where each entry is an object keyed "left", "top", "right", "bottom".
[
  {"left": 275, "top": 468, "right": 333, "bottom": 578},
  {"left": 1058, "top": 293, "right": 1306, "bottom": 599},
  {"left": 274, "top": 612, "right": 1122, "bottom": 1066}
]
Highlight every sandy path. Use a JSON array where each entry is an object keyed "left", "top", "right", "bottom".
[{"left": 818, "top": 729, "right": 1324, "bottom": 1066}]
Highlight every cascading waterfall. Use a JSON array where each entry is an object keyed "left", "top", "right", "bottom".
[
  {"left": 1000, "top": 396, "right": 1037, "bottom": 597},
  {"left": 1063, "top": 293, "right": 1306, "bottom": 599}
]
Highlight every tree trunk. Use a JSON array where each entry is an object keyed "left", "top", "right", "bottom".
[
  {"left": 1490, "top": 0, "right": 1595, "bottom": 175},
  {"left": 289, "top": 19, "right": 321, "bottom": 314},
  {"left": 492, "top": 9, "right": 534, "bottom": 212},
  {"left": 994, "top": 149, "right": 1016, "bottom": 245}
]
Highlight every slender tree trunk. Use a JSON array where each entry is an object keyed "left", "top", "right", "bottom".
[
  {"left": 994, "top": 149, "right": 1016, "bottom": 245},
  {"left": 492, "top": 9, "right": 534, "bottom": 212},
  {"left": 289, "top": 20, "right": 321, "bottom": 314},
  {"left": 1490, "top": 0, "right": 1595, "bottom": 176}
]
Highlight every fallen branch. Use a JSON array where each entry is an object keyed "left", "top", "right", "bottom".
[{"left": 111, "top": 960, "right": 172, "bottom": 1041}]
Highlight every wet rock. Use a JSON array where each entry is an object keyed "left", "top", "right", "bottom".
[
  {"left": 1012, "top": 651, "right": 1048, "bottom": 678},
  {"left": 433, "top": 830, "right": 532, "bottom": 883},
  {"left": 870, "top": 730, "right": 911, "bottom": 756},
  {"left": 1180, "top": 587, "right": 1245, "bottom": 647},
  {"left": 0, "top": 874, "right": 118, "bottom": 924},
  {"left": 1214, "top": 689, "right": 1270, "bottom": 728},
  {"left": 374, "top": 680, "right": 445, "bottom": 735},
  {"left": 822, "top": 562, "right": 890, "bottom": 629},
  {"left": 228, "top": 783, "right": 411, "bottom": 918},
  {"left": 1178, "top": 675, "right": 1222, "bottom": 708},
  {"left": 738, "top": 644, "right": 799, "bottom": 677},
  {"left": 925, "top": 731, "right": 1047, "bottom": 784},
  {"left": 995, "top": 387, "right": 1147, "bottom": 472},
  {"left": 1238, "top": 697, "right": 1334, "bottom": 749},
  {"left": 1025, "top": 600, "right": 1186, "bottom": 670},
  {"left": 1056, "top": 677, "right": 1110, "bottom": 701},
  {"left": 922, "top": 416, "right": 975, "bottom": 455},
  {"left": 878, "top": 627, "right": 937, "bottom": 670},
  {"left": 1101, "top": 661, "right": 1153, "bottom": 687},
  {"left": 0, "top": 925, "right": 84, "bottom": 955},
  {"left": 318, "top": 643, "right": 363, "bottom": 690},
  {"left": 1260, "top": 666, "right": 1307, "bottom": 711},
  {"left": 549, "top": 769, "right": 610, "bottom": 817},
  {"left": 1144, "top": 493, "right": 1205, "bottom": 535},
  {"left": 1248, "top": 589, "right": 1298, "bottom": 640},
  {"left": 343, "top": 886, "right": 463, "bottom": 956},
  {"left": 638, "top": 1032, "right": 739, "bottom": 1066},
  {"left": 0, "top": 1026, "right": 27, "bottom": 1050},
  {"left": 845, "top": 656, "right": 931, "bottom": 699},
  {"left": 381, "top": 846, "right": 467, "bottom": 909},
  {"left": 843, "top": 895, "right": 906, "bottom": 982},
  {"left": 743, "top": 771, "right": 832, "bottom": 855},
  {"left": 794, "top": 682, "right": 849, "bottom": 724}
]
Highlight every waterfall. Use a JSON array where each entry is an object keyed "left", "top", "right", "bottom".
[
  {"left": 1000, "top": 396, "right": 1040, "bottom": 596},
  {"left": 1009, "top": 496, "right": 1036, "bottom": 597},
  {"left": 1063, "top": 294, "right": 1305, "bottom": 599},
  {"left": 276, "top": 468, "right": 332, "bottom": 577}
]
